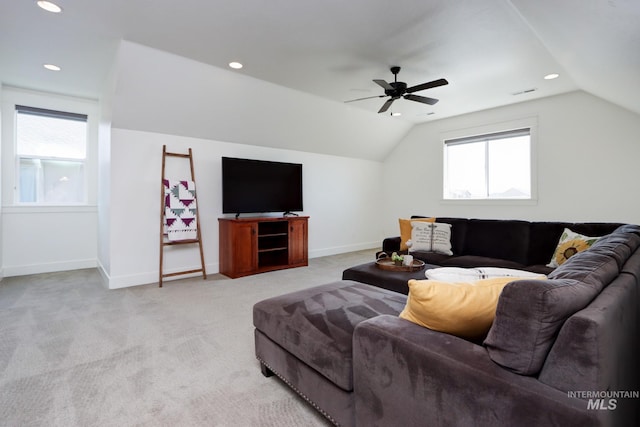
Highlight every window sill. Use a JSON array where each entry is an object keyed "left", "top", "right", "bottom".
[
  {"left": 2, "top": 205, "right": 97, "bottom": 214},
  {"left": 440, "top": 198, "right": 538, "bottom": 206}
]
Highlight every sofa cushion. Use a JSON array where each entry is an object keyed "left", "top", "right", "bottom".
[
  {"left": 253, "top": 280, "right": 407, "bottom": 391},
  {"left": 526, "top": 222, "right": 571, "bottom": 266},
  {"left": 585, "top": 225, "right": 640, "bottom": 268},
  {"left": 463, "top": 219, "right": 530, "bottom": 265},
  {"left": 526, "top": 222, "right": 622, "bottom": 266},
  {"left": 440, "top": 255, "right": 526, "bottom": 270},
  {"left": 408, "top": 250, "right": 453, "bottom": 265},
  {"left": 485, "top": 244, "right": 622, "bottom": 376},
  {"left": 537, "top": 272, "right": 639, "bottom": 393},
  {"left": 548, "top": 247, "right": 620, "bottom": 288},
  {"left": 547, "top": 228, "right": 600, "bottom": 268},
  {"left": 400, "top": 277, "right": 542, "bottom": 340},
  {"left": 484, "top": 277, "right": 601, "bottom": 375}
]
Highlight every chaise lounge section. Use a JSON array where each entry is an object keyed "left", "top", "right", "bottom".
[{"left": 253, "top": 219, "right": 640, "bottom": 426}]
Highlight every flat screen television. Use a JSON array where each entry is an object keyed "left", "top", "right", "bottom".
[{"left": 222, "top": 157, "right": 303, "bottom": 216}]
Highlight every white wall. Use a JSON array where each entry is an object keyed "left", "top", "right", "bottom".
[
  {"left": 0, "top": 87, "right": 99, "bottom": 276},
  {"left": 112, "top": 41, "right": 411, "bottom": 162},
  {"left": 97, "top": 54, "right": 119, "bottom": 284},
  {"left": 0, "top": 85, "right": 3, "bottom": 279},
  {"left": 103, "top": 128, "right": 384, "bottom": 288},
  {"left": 381, "top": 90, "right": 640, "bottom": 237},
  {"left": 6, "top": 86, "right": 639, "bottom": 284}
]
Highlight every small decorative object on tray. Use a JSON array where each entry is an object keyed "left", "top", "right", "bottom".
[
  {"left": 391, "top": 251, "right": 404, "bottom": 266},
  {"left": 376, "top": 252, "right": 425, "bottom": 272}
]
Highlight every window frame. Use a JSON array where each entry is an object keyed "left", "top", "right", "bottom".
[
  {"left": 441, "top": 117, "right": 538, "bottom": 205},
  {"left": 1, "top": 87, "right": 98, "bottom": 209},
  {"left": 15, "top": 105, "right": 89, "bottom": 205}
]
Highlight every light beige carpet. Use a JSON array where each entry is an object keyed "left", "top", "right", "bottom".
[{"left": 0, "top": 249, "right": 376, "bottom": 426}]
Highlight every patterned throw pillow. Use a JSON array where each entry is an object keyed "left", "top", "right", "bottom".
[
  {"left": 547, "top": 228, "right": 600, "bottom": 268},
  {"left": 410, "top": 221, "right": 453, "bottom": 255},
  {"left": 398, "top": 217, "right": 435, "bottom": 251}
]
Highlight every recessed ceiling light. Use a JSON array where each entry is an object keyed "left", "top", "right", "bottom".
[
  {"left": 544, "top": 73, "right": 559, "bottom": 80},
  {"left": 37, "top": 1, "right": 62, "bottom": 13},
  {"left": 43, "top": 64, "right": 61, "bottom": 71},
  {"left": 391, "top": 112, "right": 402, "bottom": 117},
  {"left": 229, "top": 62, "right": 243, "bottom": 69}
]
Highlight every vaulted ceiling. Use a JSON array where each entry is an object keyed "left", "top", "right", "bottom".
[{"left": 1, "top": 0, "right": 639, "bottom": 160}]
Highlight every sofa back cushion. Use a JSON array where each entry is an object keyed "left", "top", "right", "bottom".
[
  {"left": 537, "top": 271, "right": 639, "bottom": 393},
  {"left": 484, "top": 278, "right": 598, "bottom": 375},
  {"left": 409, "top": 216, "right": 627, "bottom": 267},
  {"left": 462, "top": 219, "right": 530, "bottom": 265},
  {"left": 527, "top": 222, "right": 626, "bottom": 266},
  {"left": 484, "top": 245, "right": 622, "bottom": 375},
  {"left": 527, "top": 222, "right": 570, "bottom": 266}
]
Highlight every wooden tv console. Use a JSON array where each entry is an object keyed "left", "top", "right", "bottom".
[{"left": 218, "top": 216, "right": 309, "bottom": 278}]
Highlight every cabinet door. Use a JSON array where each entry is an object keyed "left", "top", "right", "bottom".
[
  {"left": 232, "top": 222, "right": 257, "bottom": 274},
  {"left": 288, "top": 218, "right": 308, "bottom": 265}
]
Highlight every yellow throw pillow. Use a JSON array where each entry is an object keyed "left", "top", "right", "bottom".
[
  {"left": 399, "top": 217, "right": 435, "bottom": 251},
  {"left": 399, "top": 277, "right": 545, "bottom": 340}
]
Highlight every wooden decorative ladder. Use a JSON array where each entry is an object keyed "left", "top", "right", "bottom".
[{"left": 159, "top": 145, "right": 207, "bottom": 287}]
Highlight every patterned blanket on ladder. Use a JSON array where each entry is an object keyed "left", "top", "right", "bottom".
[{"left": 163, "top": 179, "right": 198, "bottom": 241}]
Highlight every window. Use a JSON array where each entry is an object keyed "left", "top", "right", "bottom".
[
  {"left": 16, "top": 105, "right": 88, "bottom": 204},
  {"left": 443, "top": 128, "right": 532, "bottom": 200}
]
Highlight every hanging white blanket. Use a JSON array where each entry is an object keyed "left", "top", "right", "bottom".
[{"left": 163, "top": 179, "right": 198, "bottom": 241}]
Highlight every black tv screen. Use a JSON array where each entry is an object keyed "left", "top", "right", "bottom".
[{"left": 222, "top": 157, "right": 303, "bottom": 215}]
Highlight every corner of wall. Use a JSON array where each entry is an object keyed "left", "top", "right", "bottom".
[{"left": 0, "top": 84, "right": 4, "bottom": 275}]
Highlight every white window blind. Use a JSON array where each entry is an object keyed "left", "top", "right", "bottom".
[
  {"left": 16, "top": 105, "right": 88, "bottom": 204},
  {"left": 443, "top": 128, "right": 531, "bottom": 200}
]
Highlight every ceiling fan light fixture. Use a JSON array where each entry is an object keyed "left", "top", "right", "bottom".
[
  {"left": 544, "top": 73, "right": 559, "bottom": 80},
  {"left": 228, "top": 61, "right": 243, "bottom": 69},
  {"left": 391, "top": 112, "right": 402, "bottom": 117},
  {"left": 37, "top": 1, "right": 62, "bottom": 13},
  {"left": 347, "top": 67, "right": 448, "bottom": 114}
]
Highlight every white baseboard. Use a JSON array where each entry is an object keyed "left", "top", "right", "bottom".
[
  {"left": 5, "top": 244, "right": 377, "bottom": 287},
  {"left": 3, "top": 259, "right": 97, "bottom": 278},
  {"left": 308, "top": 242, "right": 379, "bottom": 259},
  {"left": 104, "top": 243, "right": 378, "bottom": 289},
  {"left": 105, "top": 262, "right": 219, "bottom": 289}
]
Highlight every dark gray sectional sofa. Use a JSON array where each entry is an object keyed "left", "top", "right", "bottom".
[
  {"left": 253, "top": 218, "right": 640, "bottom": 426},
  {"left": 342, "top": 217, "right": 626, "bottom": 294}
]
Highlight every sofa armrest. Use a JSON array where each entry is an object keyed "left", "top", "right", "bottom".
[
  {"left": 353, "top": 315, "right": 603, "bottom": 427},
  {"left": 382, "top": 236, "right": 401, "bottom": 254}
]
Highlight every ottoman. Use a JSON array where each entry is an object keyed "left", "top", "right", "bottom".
[
  {"left": 342, "top": 261, "right": 432, "bottom": 294},
  {"left": 253, "top": 280, "right": 407, "bottom": 427}
]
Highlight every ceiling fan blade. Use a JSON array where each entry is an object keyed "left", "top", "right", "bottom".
[
  {"left": 373, "top": 79, "right": 394, "bottom": 90},
  {"left": 344, "top": 95, "right": 385, "bottom": 103},
  {"left": 404, "top": 94, "right": 439, "bottom": 105},
  {"left": 378, "top": 98, "right": 395, "bottom": 113},
  {"left": 406, "top": 78, "right": 449, "bottom": 94}
]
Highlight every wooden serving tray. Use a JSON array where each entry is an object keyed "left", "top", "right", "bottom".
[{"left": 375, "top": 258, "right": 426, "bottom": 272}]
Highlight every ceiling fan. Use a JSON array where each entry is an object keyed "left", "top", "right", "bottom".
[{"left": 345, "top": 66, "right": 448, "bottom": 113}]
